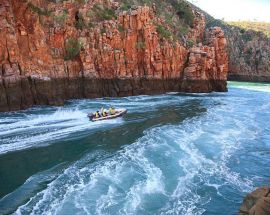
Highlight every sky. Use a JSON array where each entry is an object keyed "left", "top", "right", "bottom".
[{"left": 186, "top": 0, "right": 270, "bottom": 22}]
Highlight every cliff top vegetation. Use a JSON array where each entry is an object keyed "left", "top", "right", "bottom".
[{"left": 227, "top": 21, "right": 270, "bottom": 37}]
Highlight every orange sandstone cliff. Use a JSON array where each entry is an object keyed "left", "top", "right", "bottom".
[{"left": 0, "top": 0, "right": 228, "bottom": 112}]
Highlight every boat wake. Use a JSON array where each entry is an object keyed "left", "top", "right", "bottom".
[
  {"left": 0, "top": 94, "right": 192, "bottom": 155},
  {"left": 14, "top": 101, "right": 256, "bottom": 215},
  {"left": 0, "top": 108, "right": 122, "bottom": 155},
  {"left": 1, "top": 88, "right": 269, "bottom": 215}
]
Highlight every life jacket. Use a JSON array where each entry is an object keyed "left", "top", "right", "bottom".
[
  {"left": 95, "top": 112, "right": 99, "bottom": 118},
  {"left": 110, "top": 108, "right": 115, "bottom": 114}
]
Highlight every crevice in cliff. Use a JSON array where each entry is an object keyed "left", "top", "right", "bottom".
[
  {"left": 65, "top": 62, "right": 70, "bottom": 79},
  {"left": 255, "top": 50, "right": 262, "bottom": 74},
  {"left": 19, "top": 78, "right": 24, "bottom": 109},
  {"left": 2, "top": 78, "right": 11, "bottom": 111},
  {"left": 5, "top": 38, "right": 12, "bottom": 66},
  {"left": 28, "top": 76, "right": 37, "bottom": 105},
  {"left": 0, "top": 64, "right": 3, "bottom": 77},
  {"left": 80, "top": 63, "right": 86, "bottom": 98},
  {"left": 17, "top": 63, "right": 23, "bottom": 76},
  {"left": 0, "top": 69, "right": 8, "bottom": 112},
  {"left": 136, "top": 29, "right": 146, "bottom": 77},
  {"left": 181, "top": 50, "right": 190, "bottom": 82},
  {"left": 123, "top": 49, "right": 128, "bottom": 77},
  {"left": 113, "top": 49, "right": 117, "bottom": 78}
]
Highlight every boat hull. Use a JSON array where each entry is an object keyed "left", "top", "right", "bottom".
[{"left": 89, "top": 109, "right": 127, "bottom": 122}]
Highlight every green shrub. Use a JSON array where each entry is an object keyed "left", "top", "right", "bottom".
[
  {"left": 75, "top": 12, "right": 85, "bottom": 30},
  {"left": 243, "top": 33, "right": 252, "bottom": 42},
  {"left": 139, "top": 0, "right": 152, "bottom": 6},
  {"left": 246, "top": 47, "right": 253, "bottom": 56},
  {"left": 165, "top": 14, "right": 174, "bottom": 27},
  {"left": 120, "top": 1, "right": 132, "bottom": 11},
  {"left": 28, "top": 3, "right": 52, "bottom": 16},
  {"left": 240, "top": 29, "right": 246, "bottom": 34},
  {"left": 92, "top": 4, "right": 117, "bottom": 21},
  {"left": 227, "top": 21, "right": 270, "bottom": 38},
  {"left": 175, "top": 1, "right": 194, "bottom": 27},
  {"left": 156, "top": 24, "right": 171, "bottom": 39},
  {"left": 186, "top": 39, "right": 194, "bottom": 48},
  {"left": 54, "top": 11, "right": 68, "bottom": 26},
  {"left": 136, "top": 41, "right": 145, "bottom": 49},
  {"left": 75, "top": 0, "right": 85, "bottom": 4},
  {"left": 179, "top": 26, "right": 189, "bottom": 35},
  {"left": 87, "top": 10, "right": 94, "bottom": 18},
  {"left": 64, "top": 38, "right": 82, "bottom": 61},
  {"left": 88, "top": 22, "right": 94, "bottom": 29},
  {"left": 100, "top": 28, "right": 106, "bottom": 34},
  {"left": 118, "top": 25, "right": 125, "bottom": 33}
]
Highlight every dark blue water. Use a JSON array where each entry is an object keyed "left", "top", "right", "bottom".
[{"left": 0, "top": 82, "right": 269, "bottom": 215}]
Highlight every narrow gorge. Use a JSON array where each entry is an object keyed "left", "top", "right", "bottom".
[{"left": 1, "top": 1, "right": 270, "bottom": 215}]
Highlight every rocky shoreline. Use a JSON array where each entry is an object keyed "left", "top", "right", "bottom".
[
  {"left": 238, "top": 187, "right": 270, "bottom": 215},
  {"left": 228, "top": 74, "right": 270, "bottom": 83},
  {"left": 0, "top": 77, "right": 227, "bottom": 112}
]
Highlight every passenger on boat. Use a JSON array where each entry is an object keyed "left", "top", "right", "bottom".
[
  {"left": 95, "top": 111, "right": 100, "bottom": 118},
  {"left": 109, "top": 107, "right": 116, "bottom": 115},
  {"left": 102, "top": 108, "right": 108, "bottom": 117}
]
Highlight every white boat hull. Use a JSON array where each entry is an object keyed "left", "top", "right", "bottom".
[{"left": 88, "top": 109, "right": 127, "bottom": 122}]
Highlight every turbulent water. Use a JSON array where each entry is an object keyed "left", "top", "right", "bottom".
[{"left": 0, "top": 81, "right": 270, "bottom": 215}]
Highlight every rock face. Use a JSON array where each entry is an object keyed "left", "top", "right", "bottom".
[
  {"left": 183, "top": 27, "right": 228, "bottom": 92},
  {"left": 204, "top": 17, "right": 270, "bottom": 82},
  {"left": 226, "top": 28, "right": 270, "bottom": 82},
  {"left": 0, "top": 0, "right": 228, "bottom": 112},
  {"left": 239, "top": 187, "right": 270, "bottom": 215}
]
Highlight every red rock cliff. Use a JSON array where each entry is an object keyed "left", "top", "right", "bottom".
[
  {"left": 183, "top": 27, "right": 228, "bottom": 92},
  {"left": 0, "top": 0, "right": 228, "bottom": 112}
]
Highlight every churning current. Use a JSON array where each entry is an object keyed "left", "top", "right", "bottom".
[{"left": 0, "top": 82, "right": 270, "bottom": 215}]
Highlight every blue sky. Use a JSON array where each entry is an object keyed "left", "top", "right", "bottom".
[{"left": 187, "top": 0, "right": 270, "bottom": 22}]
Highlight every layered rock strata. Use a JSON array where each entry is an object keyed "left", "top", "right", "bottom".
[{"left": 0, "top": 0, "right": 228, "bottom": 112}]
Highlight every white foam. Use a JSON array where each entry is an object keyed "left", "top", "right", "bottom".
[
  {"left": 0, "top": 108, "right": 123, "bottom": 154},
  {"left": 229, "top": 81, "right": 270, "bottom": 93},
  {"left": 158, "top": 101, "right": 257, "bottom": 214},
  {"left": 6, "top": 90, "right": 266, "bottom": 214},
  {"left": 15, "top": 109, "right": 256, "bottom": 214},
  {"left": 15, "top": 128, "right": 168, "bottom": 214},
  {"left": 0, "top": 93, "right": 190, "bottom": 154}
]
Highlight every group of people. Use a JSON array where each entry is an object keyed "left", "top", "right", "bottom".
[{"left": 93, "top": 107, "right": 116, "bottom": 119}]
